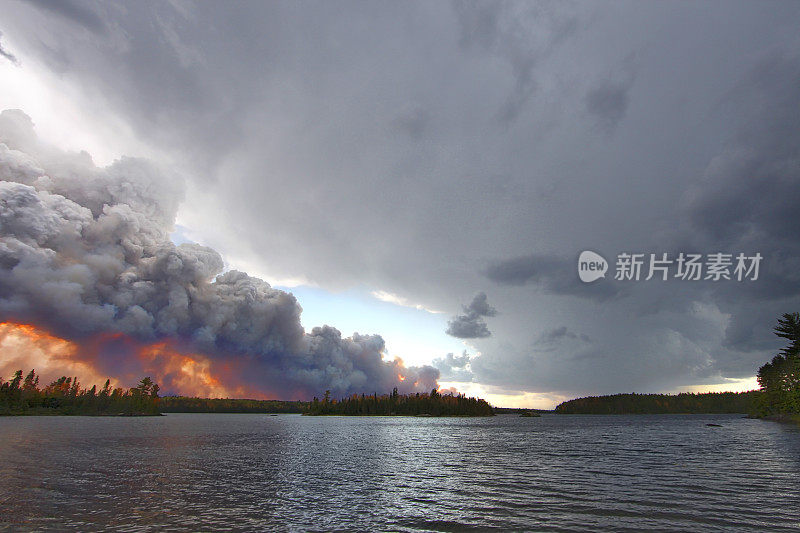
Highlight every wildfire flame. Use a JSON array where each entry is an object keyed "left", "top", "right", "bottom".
[
  {"left": 0, "top": 321, "right": 109, "bottom": 387},
  {"left": 0, "top": 321, "right": 252, "bottom": 398}
]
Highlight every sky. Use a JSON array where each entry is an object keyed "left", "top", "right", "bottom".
[{"left": 1, "top": 0, "right": 799, "bottom": 408}]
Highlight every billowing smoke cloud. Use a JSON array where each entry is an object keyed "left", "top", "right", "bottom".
[
  {"left": 0, "top": 109, "right": 438, "bottom": 398},
  {"left": 445, "top": 292, "right": 496, "bottom": 339},
  {"left": 432, "top": 350, "right": 473, "bottom": 382}
]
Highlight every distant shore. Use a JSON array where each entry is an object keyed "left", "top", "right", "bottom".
[
  {"left": 553, "top": 391, "right": 759, "bottom": 415},
  {"left": 302, "top": 413, "right": 492, "bottom": 417},
  {"left": 761, "top": 413, "right": 800, "bottom": 425}
]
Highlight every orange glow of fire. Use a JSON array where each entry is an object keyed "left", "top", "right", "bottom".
[
  {"left": 134, "top": 341, "right": 236, "bottom": 398},
  {"left": 0, "top": 321, "right": 261, "bottom": 399},
  {"left": 397, "top": 373, "right": 406, "bottom": 381},
  {"left": 0, "top": 321, "right": 110, "bottom": 388}
]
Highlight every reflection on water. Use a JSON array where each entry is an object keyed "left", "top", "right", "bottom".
[{"left": 1, "top": 413, "right": 799, "bottom": 531}]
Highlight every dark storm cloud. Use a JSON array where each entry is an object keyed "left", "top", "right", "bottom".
[
  {"left": 2, "top": 1, "right": 800, "bottom": 400},
  {"left": 446, "top": 292, "right": 496, "bottom": 339},
  {"left": 484, "top": 254, "right": 561, "bottom": 286},
  {"left": 676, "top": 53, "right": 800, "bottom": 306},
  {"left": 684, "top": 53, "right": 800, "bottom": 249},
  {"left": 666, "top": 51, "right": 800, "bottom": 360},
  {"left": 485, "top": 254, "right": 620, "bottom": 301},
  {"left": 470, "top": 46, "right": 800, "bottom": 393}
]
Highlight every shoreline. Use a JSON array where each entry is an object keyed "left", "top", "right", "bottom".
[{"left": 761, "top": 414, "right": 800, "bottom": 425}]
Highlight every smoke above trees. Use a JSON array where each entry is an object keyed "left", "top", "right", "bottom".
[{"left": 0, "top": 109, "right": 438, "bottom": 398}]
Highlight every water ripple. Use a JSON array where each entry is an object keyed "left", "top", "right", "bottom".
[{"left": 1, "top": 413, "right": 799, "bottom": 531}]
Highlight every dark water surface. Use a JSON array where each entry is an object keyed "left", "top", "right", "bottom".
[{"left": 1, "top": 413, "right": 799, "bottom": 532}]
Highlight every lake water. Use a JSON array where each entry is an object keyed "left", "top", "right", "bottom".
[{"left": 1, "top": 413, "right": 799, "bottom": 531}]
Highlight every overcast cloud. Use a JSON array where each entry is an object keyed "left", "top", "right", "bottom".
[{"left": 1, "top": 0, "right": 799, "bottom": 400}]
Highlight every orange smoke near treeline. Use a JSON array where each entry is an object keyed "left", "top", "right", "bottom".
[
  {"left": 0, "top": 321, "right": 267, "bottom": 399},
  {"left": 0, "top": 321, "right": 103, "bottom": 388},
  {"left": 0, "top": 321, "right": 439, "bottom": 401}
]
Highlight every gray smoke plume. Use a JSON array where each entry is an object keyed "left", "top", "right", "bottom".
[{"left": 0, "top": 109, "right": 438, "bottom": 398}]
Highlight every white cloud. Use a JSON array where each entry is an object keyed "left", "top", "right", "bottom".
[{"left": 371, "top": 290, "right": 443, "bottom": 314}]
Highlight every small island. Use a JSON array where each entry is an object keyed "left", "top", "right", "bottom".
[{"left": 304, "top": 388, "right": 494, "bottom": 416}]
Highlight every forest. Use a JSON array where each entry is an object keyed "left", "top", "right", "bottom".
[
  {"left": 554, "top": 391, "right": 758, "bottom": 414},
  {"left": 753, "top": 312, "right": 800, "bottom": 417},
  {"left": 160, "top": 396, "right": 306, "bottom": 413},
  {"left": 0, "top": 369, "right": 161, "bottom": 416},
  {"left": 555, "top": 312, "right": 800, "bottom": 417},
  {"left": 304, "top": 388, "right": 495, "bottom": 416}
]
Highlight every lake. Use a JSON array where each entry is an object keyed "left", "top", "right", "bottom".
[{"left": 1, "top": 413, "right": 799, "bottom": 531}]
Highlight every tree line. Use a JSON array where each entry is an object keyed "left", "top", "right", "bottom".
[
  {"left": 754, "top": 312, "right": 800, "bottom": 417},
  {"left": 0, "top": 369, "right": 161, "bottom": 416},
  {"left": 554, "top": 312, "right": 800, "bottom": 417},
  {"left": 304, "top": 388, "right": 495, "bottom": 416},
  {"left": 554, "top": 391, "right": 758, "bottom": 415},
  {"left": 1, "top": 369, "right": 495, "bottom": 417},
  {"left": 160, "top": 396, "right": 307, "bottom": 413}
]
